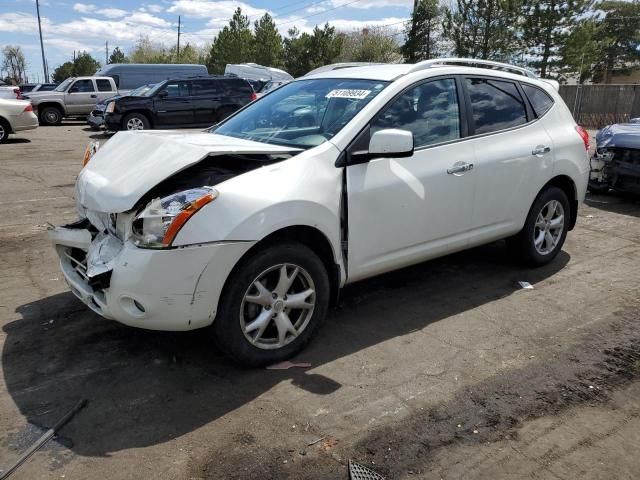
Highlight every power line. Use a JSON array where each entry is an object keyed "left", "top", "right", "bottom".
[{"left": 275, "top": 0, "right": 366, "bottom": 27}]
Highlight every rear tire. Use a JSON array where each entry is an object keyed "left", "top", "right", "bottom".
[
  {"left": 0, "top": 119, "right": 9, "bottom": 143},
  {"left": 39, "top": 106, "right": 62, "bottom": 126},
  {"left": 507, "top": 186, "right": 570, "bottom": 267},
  {"left": 211, "top": 242, "right": 330, "bottom": 367},
  {"left": 123, "top": 113, "right": 150, "bottom": 131}
]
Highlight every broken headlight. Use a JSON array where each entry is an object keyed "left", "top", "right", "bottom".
[{"left": 131, "top": 187, "right": 218, "bottom": 248}]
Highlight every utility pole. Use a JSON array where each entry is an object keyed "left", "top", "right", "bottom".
[
  {"left": 105, "top": 41, "right": 109, "bottom": 64},
  {"left": 177, "top": 15, "right": 181, "bottom": 63},
  {"left": 35, "top": 0, "right": 48, "bottom": 82}
]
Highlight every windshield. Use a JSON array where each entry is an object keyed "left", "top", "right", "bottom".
[
  {"left": 143, "top": 81, "right": 168, "bottom": 97},
  {"left": 213, "top": 78, "right": 388, "bottom": 149},
  {"left": 54, "top": 78, "right": 74, "bottom": 92},
  {"left": 130, "top": 83, "right": 155, "bottom": 96}
]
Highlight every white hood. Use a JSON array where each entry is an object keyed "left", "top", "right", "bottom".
[{"left": 76, "top": 130, "right": 300, "bottom": 213}]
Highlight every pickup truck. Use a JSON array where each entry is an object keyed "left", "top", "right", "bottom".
[{"left": 24, "top": 76, "right": 118, "bottom": 126}]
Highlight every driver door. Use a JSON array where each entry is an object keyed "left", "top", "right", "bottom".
[
  {"left": 347, "top": 78, "right": 477, "bottom": 281},
  {"left": 65, "top": 79, "right": 97, "bottom": 114}
]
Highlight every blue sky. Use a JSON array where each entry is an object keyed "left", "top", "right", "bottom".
[{"left": 0, "top": 0, "right": 411, "bottom": 82}]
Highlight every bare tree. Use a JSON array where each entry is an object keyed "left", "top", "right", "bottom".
[{"left": 2, "top": 45, "right": 27, "bottom": 84}]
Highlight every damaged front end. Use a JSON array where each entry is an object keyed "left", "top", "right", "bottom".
[
  {"left": 589, "top": 122, "right": 640, "bottom": 195},
  {"left": 49, "top": 131, "right": 300, "bottom": 327}
]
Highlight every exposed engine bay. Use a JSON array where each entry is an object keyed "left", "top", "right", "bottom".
[{"left": 589, "top": 121, "right": 640, "bottom": 195}]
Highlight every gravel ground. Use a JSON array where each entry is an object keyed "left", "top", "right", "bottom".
[{"left": 0, "top": 123, "right": 639, "bottom": 479}]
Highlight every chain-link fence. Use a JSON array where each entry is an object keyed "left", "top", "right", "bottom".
[{"left": 558, "top": 84, "right": 640, "bottom": 128}]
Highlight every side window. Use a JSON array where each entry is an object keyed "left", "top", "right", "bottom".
[
  {"left": 162, "top": 81, "right": 189, "bottom": 98},
  {"left": 191, "top": 80, "right": 222, "bottom": 96},
  {"left": 96, "top": 79, "right": 113, "bottom": 92},
  {"left": 465, "top": 78, "right": 527, "bottom": 134},
  {"left": 522, "top": 84, "right": 554, "bottom": 117},
  {"left": 70, "top": 79, "right": 95, "bottom": 93},
  {"left": 372, "top": 78, "right": 461, "bottom": 148}
]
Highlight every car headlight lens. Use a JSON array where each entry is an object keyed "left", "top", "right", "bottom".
[
  {"left": 131, "top": 187, "right": 218, "bottom": 248},
  {"left": 105, "top": 101, "right": 115, "bottom": 113}
]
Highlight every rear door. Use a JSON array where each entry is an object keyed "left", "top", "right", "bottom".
[
  {"left": 462, "top": 76, "right": 554, "bottom": 245},
  {"left": 191, "top": 79, "right": 222, "bottom": 125},
  {"left": 95, "top": 79, "right": 117, "bottom": 103},
  {"left": 153, "top": 80, "right": 193, "bottom": 126},
  {"left": 65, "top": 79, "right": 97, "bottom": 114}
]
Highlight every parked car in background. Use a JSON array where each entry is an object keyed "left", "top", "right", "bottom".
[
  {"left": 589, "top": 121, "right": 640, "bottom": 195},
  {"left": 104, "top": 76, "right": 255, "bottom": 131},
  {"left": 95, "top": 64, "right": 207, "bottom": 93},
  {"left": 51, "top": 59, "right": 589, "bottom": 366},
  {"left": 24, "top": 76, "right": 118, "bottom": 126},
  {"left": 20, "top": 83, "right": 58, "bottom": 93},
  {"left": 0, "top": 99, "right": 38, "bottom": 142},
  {"left": 88, "top": 83, "right": 155, "bottom": 130},
  {"left": 0, "top": 85, "right": 22, "bottom": 100}
]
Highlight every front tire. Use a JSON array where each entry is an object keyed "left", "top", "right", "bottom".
[
  {"left": 123, "top": 113, "right": 150, "bottom": 131},
  {"left": 507, "top": 186, "right": 570, "bottom": 267},
  {"left": 0, "top": 119, "right": 9, "bottom": 143},
  {"left": 211, "top": 242, "right": 330, "bottom": 367}
]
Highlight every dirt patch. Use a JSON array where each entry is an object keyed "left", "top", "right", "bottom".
[{"left": 190, "top": 308, "right": 640, "bottom": 479}]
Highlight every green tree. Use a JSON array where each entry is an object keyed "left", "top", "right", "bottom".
[
  {"left": 597, "top": 0, "right": 640, "bottom": 83},
  {"left": 207, "top": 7, "right": 255, "bottom": 74},
  {"left": 52, "top": 62, "right": 74, "bottom": 83},
  {"left": 402, "top": 0, "right": 443, "bottom": 62},
  {"left": 130, "top": 36, "right": 172, "bottom": 63},
  {"left": 74, "top": 51, "right": 101, "bottom": 76},
  {"left": 283, "top": 24, "right": 343, "bottom": 77},
  {"left": 2, "top": 45, "right": 26, "bottom": 84},
  {"left": 108, "top": 46, "right": 128, "bottom": 64},
  {"left": 443, "top": 0, "right": 522, "bottom": 60},
  {"left": 339, "top": 28, "right": 401, "bottom": 63},
  {"left": 521, "top": 0, "right": 593, "bottom": 78},
  {"left": 558, "top": 19, "right": 602, "bottom": 83},
  {"left": 254, "top": 13, "right": 283, "bottom": 67}
]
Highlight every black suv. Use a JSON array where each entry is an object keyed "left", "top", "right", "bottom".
[{"left": 104, "top": 76, "right": 256, "bottom": 131}]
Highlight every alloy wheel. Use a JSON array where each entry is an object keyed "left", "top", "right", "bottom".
[
  {"left": 533, "top": 199, "right": 565, "bottom": 255},
  {"left": 0, "top": 123, "right": 5, "bottom": 141},
  {"left": 240, "top": 263, "right": 316, "bottom": 350},
  {"left": 126, "top": 117, "right": 145, "bottom": 130}
]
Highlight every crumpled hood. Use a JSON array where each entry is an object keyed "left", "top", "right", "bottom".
[
  {"left": 76, "top": 131, "right": 301, "bottom": 213},
  {"left": 595, "top": 123, "right": 640, "bottom": 150}
]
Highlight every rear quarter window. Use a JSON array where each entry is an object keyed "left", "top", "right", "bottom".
[
  {"left": 521, "top": 84, "right": 554, "bottom": 117},
  {"left": 96, "top": 79, "right": 114, "bottom": 92}
]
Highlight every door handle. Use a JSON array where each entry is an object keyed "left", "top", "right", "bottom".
[
  {"left": 447, "top": 162, "right": 474, "bottom": 175},
  {"left": 532, "top": 145, "right": 551, "bottom": 156},
  {"left": 90, "top": 94, "right": 97, "bottom": 98}
]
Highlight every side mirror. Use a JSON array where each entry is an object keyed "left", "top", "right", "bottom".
[
  {"left": 157, "top": 90, "right": 168, "bottom": 99},
  {"left": 69, "top": 86, "right": 78, "bottom": 93},
  {"left": 369, "top": 129, "right": 414, "bottom": 158}
]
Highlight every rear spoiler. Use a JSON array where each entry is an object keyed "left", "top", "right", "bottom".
[{"left": 541, "top": 79, "right": 560, "bottom": 91}]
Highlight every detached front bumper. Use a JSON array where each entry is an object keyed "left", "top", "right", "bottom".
[
  {"left": 87, "top": 111, "right": 105, "bottom": 129},
  {"left": 49, "top": 224, "right": 254, "bottom": 331}
]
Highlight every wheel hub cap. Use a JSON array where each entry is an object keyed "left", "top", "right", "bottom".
[
  {"left": 240, "top": 263, "right": 316, "bottom": 350},
  {"left": 533, "top": 199, "right": 565, "bottom": 255}
]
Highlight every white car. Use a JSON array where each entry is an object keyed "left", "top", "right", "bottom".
[
  {"left": 50, "top": 58, "right": 590, "bottom": 366},
  {"left": 0, "top": 85, "right": 21, "bottom": 100},
  {"left": 0, "top": 99, "right": 38, "bottom": 142}
]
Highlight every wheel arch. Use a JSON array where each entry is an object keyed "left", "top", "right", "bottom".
[
  {"left": 223, "top": 225, "right": 342, "bottom": 307},
  {"left": 542, "top": 175, "right": 578, "bottom": 230},
  {"left": 37, "top": 101, "right": 64, "bottom": 113},
  {"left": 0, "top": 115, "right": 12, "bottom": 133}
]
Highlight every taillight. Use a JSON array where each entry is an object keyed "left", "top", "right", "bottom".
[
  {"left": 575, "top": 125, "right": 589, "bottom": 150},
  {"left": 23, "top": 103, "right": 33, "bottom": 112},
  {"left": 14, "top": 88, "right": 23, "bottom": 100},
  {"left": 250, "top": 91, "right": 257, "bottom": 101}
]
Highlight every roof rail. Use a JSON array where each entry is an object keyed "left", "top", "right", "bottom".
[{"left": 408, "top": 58, "right": 537, "bottom": 79}]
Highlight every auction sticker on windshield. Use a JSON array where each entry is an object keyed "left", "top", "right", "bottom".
[{"left": 326, "top": 89, "right": 371, "bottom": 99}]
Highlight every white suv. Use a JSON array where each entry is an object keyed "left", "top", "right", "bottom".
[{"left": 51, "top": 59, "right": 590, "bottom": 366}]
